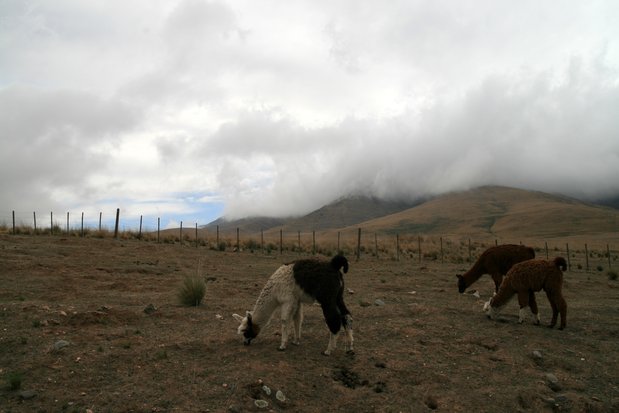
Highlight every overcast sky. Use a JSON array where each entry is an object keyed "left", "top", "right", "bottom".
[{"left": 2, "top": 1, "right": 619, "bottom": 228}]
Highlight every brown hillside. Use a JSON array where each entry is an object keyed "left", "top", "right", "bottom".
[{"left": 343, "top": 186, "right": 619, "bottom": 241}]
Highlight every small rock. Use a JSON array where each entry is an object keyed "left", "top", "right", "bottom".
[
  {"left": 546, "top": 373, "right": 561, "bottom": 391},
  {"left": 473, "top": 291, "right": 481, "bottom": 298},
  {"left": 424, "top": 394, "right": 438, "bottom": 410},
  {"left": 532, "top": 350, "right": 543, "bottom": 360},
  {"left": 215, "top": 314, "right": 224, "bottom": 320},
  {"left": 359, "top": 301, "right": 371, "bottom": 307},
  {"left": 19, "top": 390, "right": 37, "bottom": 400},
  {"left": 53, "top": 340, "right": 70, "bottom": 351},
  {"left": 275, "top": 390, "right": 286, "bottom": 402},
  {"left": 143, "top": 304, "right": 157, "bottom": 315},
  {"left": 409, "top": 291, "right": 417, "bottom": 295},
  {"left": 347, "top": 288, "right": 355, "bottom": 294},
  {"left": 375, "top": 362, "right": 386, "bottom": 368},
  {"left": 374, "top": 299, "right": 385, "bottom": 306},
  {"left": 254, "top": 399, "right": 268, "bottom": 408},
  {"left": 262, "top": 385, "right": 271, "bottom": 395}
]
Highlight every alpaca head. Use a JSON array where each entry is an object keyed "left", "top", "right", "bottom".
[
  {"left": 456, "top": 274, "right": 466, "bottom": 293},
  {"left": 232, "top": 311, "right": 260, "bottom": 345},
  {"left": 483, "top": 299, "right": 502, "bottom": 319}
]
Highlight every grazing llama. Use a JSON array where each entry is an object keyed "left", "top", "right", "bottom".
[
  {"left": 456, "top": 244, "right": 535, "bottom": 293},
  {"left": 483, "top": 257, "right": 568, "bottom": 329},
  {"left": 233, "top": 254, "right": 353, "bottom": 355}
]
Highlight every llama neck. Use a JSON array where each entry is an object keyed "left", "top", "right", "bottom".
[
  {"left": 250, "top": 287, "right": 280, "bottom": 328},
  {"left": 462, "top": 259, "right": 486, "bottom": 285},
  {"left": 491, "top": 285, "right": 515, "bottom": 308}
]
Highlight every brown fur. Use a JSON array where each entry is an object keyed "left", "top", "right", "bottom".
[
  {"left": 487, "top": 257, "right": 567, "bottom": 329},
  {"left": 457, "top": 244, "right": 535, "bottom": 293}
]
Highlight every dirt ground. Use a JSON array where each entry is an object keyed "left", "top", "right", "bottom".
[{"left": 1, "top": 235, "right": 618, "bottom": 413}]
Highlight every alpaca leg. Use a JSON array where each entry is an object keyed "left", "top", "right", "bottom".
[
  {"left": 340, "top": 314, "right": 354, "bottom": 353},
  {"left": 278, "top": 302, "right": 294, "bottom": 351},
  {"left": 545, "top": 290, "right": 559, "bottom": 328},
  {"left": 291, "top": 302, "right": 303, "bottom": 345},
  {"left": 321, "top": 303, "right": 342, "bottom": 356},
  {"left": 528, "top": 290, "right": 540, "bottom": 325},
  {"left": 324, "top": 333, "right": 338, "bottom": 356},
  {"left": 556, "top": 294, "right": 567, "bottom": 330},
  {"left": 491, "top": 273, "right": 503, "bottom": 293},
  {"left": 517, "top": 291, "right": 530, "bottom": 324}
]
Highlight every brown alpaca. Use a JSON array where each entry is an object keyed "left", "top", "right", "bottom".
[
  {"left": 483, "top": 257, "right": 568, "bottom": 329},
  {"left": 456, "top": 244, "right": 535, "bottom": 293}
]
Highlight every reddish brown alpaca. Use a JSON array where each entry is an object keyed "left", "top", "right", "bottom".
[
  {"left": 456, "top": 244, "right": 535, "bottom": 293},
  {"left": 484, "top": 257, "right": 568, "bottom": 330}
]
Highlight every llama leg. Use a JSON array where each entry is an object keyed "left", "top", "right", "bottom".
[
  {"left": 291, "top": 302, "right": 303, "bottom": 345},
  {"left": 278, "top": 302, "right": 294, "bottom": 351},
  {"left": 545, "top": 290, "right": 559, "bottom": 328},
  {"left": 556, "top": 294, "right": 567, "bottom": 330},
  {"left": 528, "top": 290, "right": 540, "bottom": 325},
  {"left": 321, "top": 304, "right": 342, "bottom": 356},
  {"left": 517, "top": 291, "right": 530, "bottom": 324},
  {"left": 344, "top": 315, "right": 354, "bottom": 353},
  {"left": 491, "top": 273, "right": 503, "bottom": 294}
]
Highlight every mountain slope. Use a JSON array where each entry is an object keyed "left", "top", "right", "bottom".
[{"left": 346, "top": 186, "right": 619, "bottom": 239}]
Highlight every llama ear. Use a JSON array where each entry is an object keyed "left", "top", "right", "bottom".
[{"left": 232, "top": 313, "right": 244, "bottom": 323}]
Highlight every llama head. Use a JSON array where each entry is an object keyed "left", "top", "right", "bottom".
[
  {"left": 232, "top": 311, "right": 260, "bottom": 345},
  {"left": 456, "top": 274, "right": 466, "bottom": 293},
  {"left": 483, "top": 299, "right": 502, "bottom": 319}
]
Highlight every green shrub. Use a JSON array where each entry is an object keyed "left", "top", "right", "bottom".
[
  {"left": 177, "top": 275, "right": 206, "bottom": 307},
  {"left": 6, "top": 371, "right": 23, "bottom": 390}
]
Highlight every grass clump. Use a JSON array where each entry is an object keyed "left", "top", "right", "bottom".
[
  {"left": 5, "top": 371, "right": 23, "bottom": 390},
  {"left": 177, "top": 275, "right": 206, "bottom": 307}
]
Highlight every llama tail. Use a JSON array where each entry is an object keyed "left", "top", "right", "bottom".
[
  {"left": 553, "top": 257, "right": 568, "bottom": 271},
  {"left": 331, "top": 254, "right": 349, "bottom": 274}
]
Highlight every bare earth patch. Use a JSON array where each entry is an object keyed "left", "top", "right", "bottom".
[{"left": 1, "top": 235, "right": 618, "bottom": 412}]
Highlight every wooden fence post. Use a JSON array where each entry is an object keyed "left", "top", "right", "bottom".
[
  {"left": 157, "top": 217, "right": 160, "bottom": 243},
  {"left": 12, "top": 211, "right": 15, "bottom": 235},
  {"left": 440, "top": 237, "right": 444, "bottom": 264},
  {"left": 99, "top": 212, "right": 102, "bottom": 232},
  {"left": 66, "top": 212, "right": 70, "bottom": 234},
  {"left": 180, "top": 221, "right": 183, "bottom": 245},
  {"left": 33, "top": 211, "right": 37, "bottom": 234},
  {"left": 374, "top": 233, "right": 378, "bottom": 259},
  {"left": 138, "top": 215, "right": 143, "bottom": 239},
  {"left": 80, "top": 212, "right": 84, "bottom": 237},
  {"left": 418, "top": 235, "right": 422, "bottom": 263},
  {"left": 356, "top": 228, "right": 361, "bottom": 261},
  {"left": 312, "top": 231, "right": 316, "bottom": 255},
  {"left": 114, "top": 208, "right": 120, "bottom": 239}
]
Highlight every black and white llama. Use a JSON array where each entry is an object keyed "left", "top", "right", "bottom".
[{"left": 233, "top": 254, "right": 353, "bottom": 355}]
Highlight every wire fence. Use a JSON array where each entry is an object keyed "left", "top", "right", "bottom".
[{"left": 2, "top": 209, "right": 617, "bottom": 274}]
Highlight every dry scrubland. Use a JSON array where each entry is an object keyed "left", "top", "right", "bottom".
[{"left": 1, "top": 234, "right": 619, "bottom": 412}]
